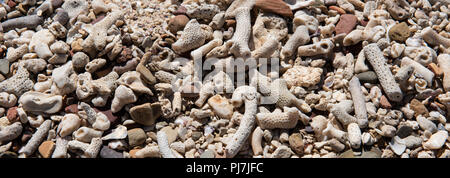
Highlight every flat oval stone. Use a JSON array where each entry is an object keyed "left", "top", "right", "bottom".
[{"left": 335, "top": 14, "right": 358, "bottom": 35}]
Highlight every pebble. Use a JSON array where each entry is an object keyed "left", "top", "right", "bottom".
[
  {"left": 380, "top": 95, "right": 392, "bottom": 109},
  {"left": 396, "top": 125, "right": 413, "bottom": 138},
  {"left": 389, "top": 22, "right": 411, "bottom": 42},
  {"left": 38, "top": 141, "right": 55, "bottom": 158},
  {"left": 129, "top": 103, "right": 161, "bottom": 126},
  {"left": 127, "top": 128, "right": 147, "bottom": 148},
  {"left": 168, "top": 15, "right": 189, "bottom": 34},
  {"left": 335, "top": 14, "right": 358, "bottom": 35},
  {"left": 410, "top": 99, "right": 429, "bottom": 117},
  {"left": 417, "top": 116, "right": 437, "bottom": 133},
  {"left": 192, "top": 131, "right": 202, "bottom": 141},
  {"left": 0, "top": 58, "right": 9, "bottom": 75},
  {"left": 255, "top": 0, "right": 293, "bottom": 18},
  {"left": 356, "top": 71, "right": 378, "bottom": 84},
  {"left": 100, "top": 146, "right": 123, "bottom": 158},
  {"left": 6, "top": 107, "right": 18, "bottom": 122},
  {"left": 200, "top": 149, "right": 215, "bottom": 158},
  {"left": 207, "top": 95, "right": 234, "bottom": 120},
  {"left": 403, "top": 135, "right": 423, "bottom": 149},
  {"left": 160, "top": 126, "right": 178, "bottom": 144},
  {"left": 288, "top": 133, "right": 304, "bottom": 155}
]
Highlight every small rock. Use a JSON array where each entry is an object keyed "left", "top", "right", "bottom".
[
  {"left": 207, "top": 95, "right": 234, "bottom": 120},
  {"left": 127, "top": 128, "right": 147, "bottom": 148},
  {"left": 192, "top": 131, "right": 202, "bottom": 141},
  {"left": 389, "top": 22, "right": 411, "bottom": 42},
  {"left": 168, "top": 15, "right": 189, "bottom": 34},
  {"left": 38, "top": 141, "right": 55, "bottom": 158},
  {"left": 225, "top": 19, "right": 236, "bottom": 28},
  {"left": 255, "top": 0, "right": 293, "bottom": 18},
  {"left": 0, "top": 58, "right": 9, "bottom": 75},
  {"left": 117, "top": 47, "right": 132, "bottom": 63},
  {"left": 423, "top": 130, "right": 448, "bottom": 149},
  {"left": 6, "top": 107, "right": 18, "bottom": 122},
  {"left": 410, "top": 99, "right": 429, "bottom": 117},
  {"left": 200, "top": 149, "right": 215, "bottom": 158},
  {"left": 100, "top": 146, "right": 123, "bottom": 158},
  {"left": 396, "top": 125, "right": 413, "bottom": 138},
  {"left": 339, "top": 149, "right": 354, "bottom": 158},
  {"left": 356, "top": 71, "right": 378, "bottom": 84},
  {"left": 93, "top": 109, "right": 118, "bottom": 123},
  {"left": 380, "top": 95, "right": 392, "bottom": 109},
  {"left": 335, "top": 14, "right": 358, "bottom": 35},
  {"left": 64, "top": 104, "right": 78, "bottom": 113},
  {"left": 129, "top": 148, "right": 140, "bottom": 158},
  {"left": 360, "top": 148, "right": 382, "bottom": 158},
  {"left": 288, "top": 133, "right": 304, "bottom": 155},
  {"left": 130, "top": 103, "right": 162, "bottom": 126},
  {"left": 272, "top": 145, "right": 292, "bottom": 158},
  {"left": 389, "top": 136, "right": 406, "bottom": 155},
  {"left": 160, "top": 126, "right": 178, "bottom": 144},
  {"left": 173, "top": 6, "right": 187, "bottom": 15},
  {"left": 282, "top": 66, "right": 323, "bottom": 88}
]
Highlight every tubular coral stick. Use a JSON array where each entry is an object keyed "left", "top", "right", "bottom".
[
  {"left": 0, "top": 122, "right": 23, "bottom": 143},
  {"left": 281, "top": 25, "right": 310, "bottom": 58},
  {"left": 401, "top": 57, "right": 434, "bottom": 86},
  {"left": 191, "top": 30, "right": 223, "bottom": 58},
  {"left": 157, "top": 131, "right": 176, "bottom": 158},
  {"left": 266, "top": 79, "right": 310, "bottom": 113},
  {"left": 421, "top": 27, "right": 450, "bottom": 49},
  {"left": 347, "top": 123, "right": 362, "bottom": 149},
  {"left": 323, "top": 121, "right": 347, "bottom": 142},
  {"left": 0, "top": 65, "right": 34, "bottom": 97},
  {"left": 19, "top": 120, "right": 51, "bottom": 156},
  {"left": 52, "top": 136, "right": 70, "bottom": 158},
  {"left": 364, "top": 44, "right": 403, "bottom": 102},
  {"left": 0, "top": 15, "right": 44, "bottom": 32},
  {"left": 226, "top": 86, "right": 258, "bottom": 158},
  {"left": 438, "top": 54, "right": 450, "bottom": 92},
  {"left": 256, "top": 107, "right": 299, "bottom": 129},
  {"left": 348, "top": 77, "right": 368, "bottom": 128},
  {"left": 251, "top": 126, "right": 264, "bottom": 156}
]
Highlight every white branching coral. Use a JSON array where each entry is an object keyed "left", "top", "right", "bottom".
[
  {"left": 256, "top": 107, "right": 300, "bottom": 129},
  {"left": 226, "top": 86, "right": 257, "bottom": 158}
]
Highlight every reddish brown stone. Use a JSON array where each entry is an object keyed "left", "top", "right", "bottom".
[
  {"left": 428, "top": 63, "right": 443, "bottom": 76},
  {"left": 335, "top": 14, "right": 358, "bottom": 35},
  {"left": 7, "top": 107, "right": 18, "bottom": 123},
  {"left": 380, "top": 95, "right": 392, "bottom": 109},
  {"left": 7, "top": 0, "right": 17, "bottom": 8},
  {"left": 129, "top": 149, "right": 140, "bottom": 158},
  {"left": 168, "top": 15, "right": 189, "bottom": 34},
  {"left": 255, "top": 0, "right": 293, "bottom": 18},
  {"left": 117, "top": 47, "right": 132, "bottom": 63},
  {"left": 360, "top": 20, "right": 368, "bottom": 27},
  {"left": 65, "top": 104, "right": 79, "bottom": 113},
  {"left": 225, "top": 19, "right": 236, "bottom": 28},
  {"left": 173, "top": 6, "right": 187, "bottom": 15},
  {"left": 91, "top": 15, "right": 105, "bottom": 25}
]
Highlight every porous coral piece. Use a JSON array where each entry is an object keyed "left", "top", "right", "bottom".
[
  {"left": 282, "top": 66, "right": 323, "bottom": 88},
  {"left": 135, "top": 145, "right": 161, "bottom": 158},
  {"left": 383, "top": 0, "right": 409, "bottom": 20},
  {"left": 6, "top": 44, "right": 28, "bottom": 62},
  {"left": 29, "top": 29, "right": 55, "bottom": 59},
  {"left": 172, "top": 19, "right": 207, "bottom": 54},
  {"left": 91, "top": 71, "right": 119, "bottom": 96},
  {"left": 68, "top": 137, "right": 102, "bottom": 158},
  {"left": 265, "top": 79, "right": 310, "bottom": 113},
  {"left": 0, "top": 122, "right": 22, "bottom": 143},
  {"left": 74, "top": 127, "right": 103, "bottom": 143},
  {"left": 111, "top": 85, "right": 137, "bottom": 113},
  {"left": 281, "top": 25, "right": 309, "bottom": 58},
  {"left": 364, "top": 44, "right": 403, "bottom": 102},
  {"left": 184, "top": 3, "right": 220, "bottom": 21},
  {"left": 85, "top": 58, "right": 106, "bottom": 73},
  {"left": 82, "top": 10, "right": 123, "bottom": 51},
  {"left": 18, "top": 91, "right": 63, "bottom": 114},
  {"left": 401, "top": 57, "right": 434, "bottom": 86},
  {"left": 18, "top": 120, "right": 51, "bottom": 156},
  {"left": 226, "top": 86, "right": 257, "bottom": 158},
  {"left": 0, "top": 65, "right": 34, "bottom": 97},
  {"left": 224, "top": 0, "right": 255, "bottom": 58},
  {"left": 62, "top": 0, "right": 89, "bottom": 21},
  {"left": 51, "top": 136, "right": 70, "bottom": 158},
  {"left": 256, "top": 107, "right": 299, "bottom": 129},
  {"left": 297, "top": 39, "right": 335, "bottom": 57},
  {"left": 347, "top": 123, "right": 361, "bottom": 149}
]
